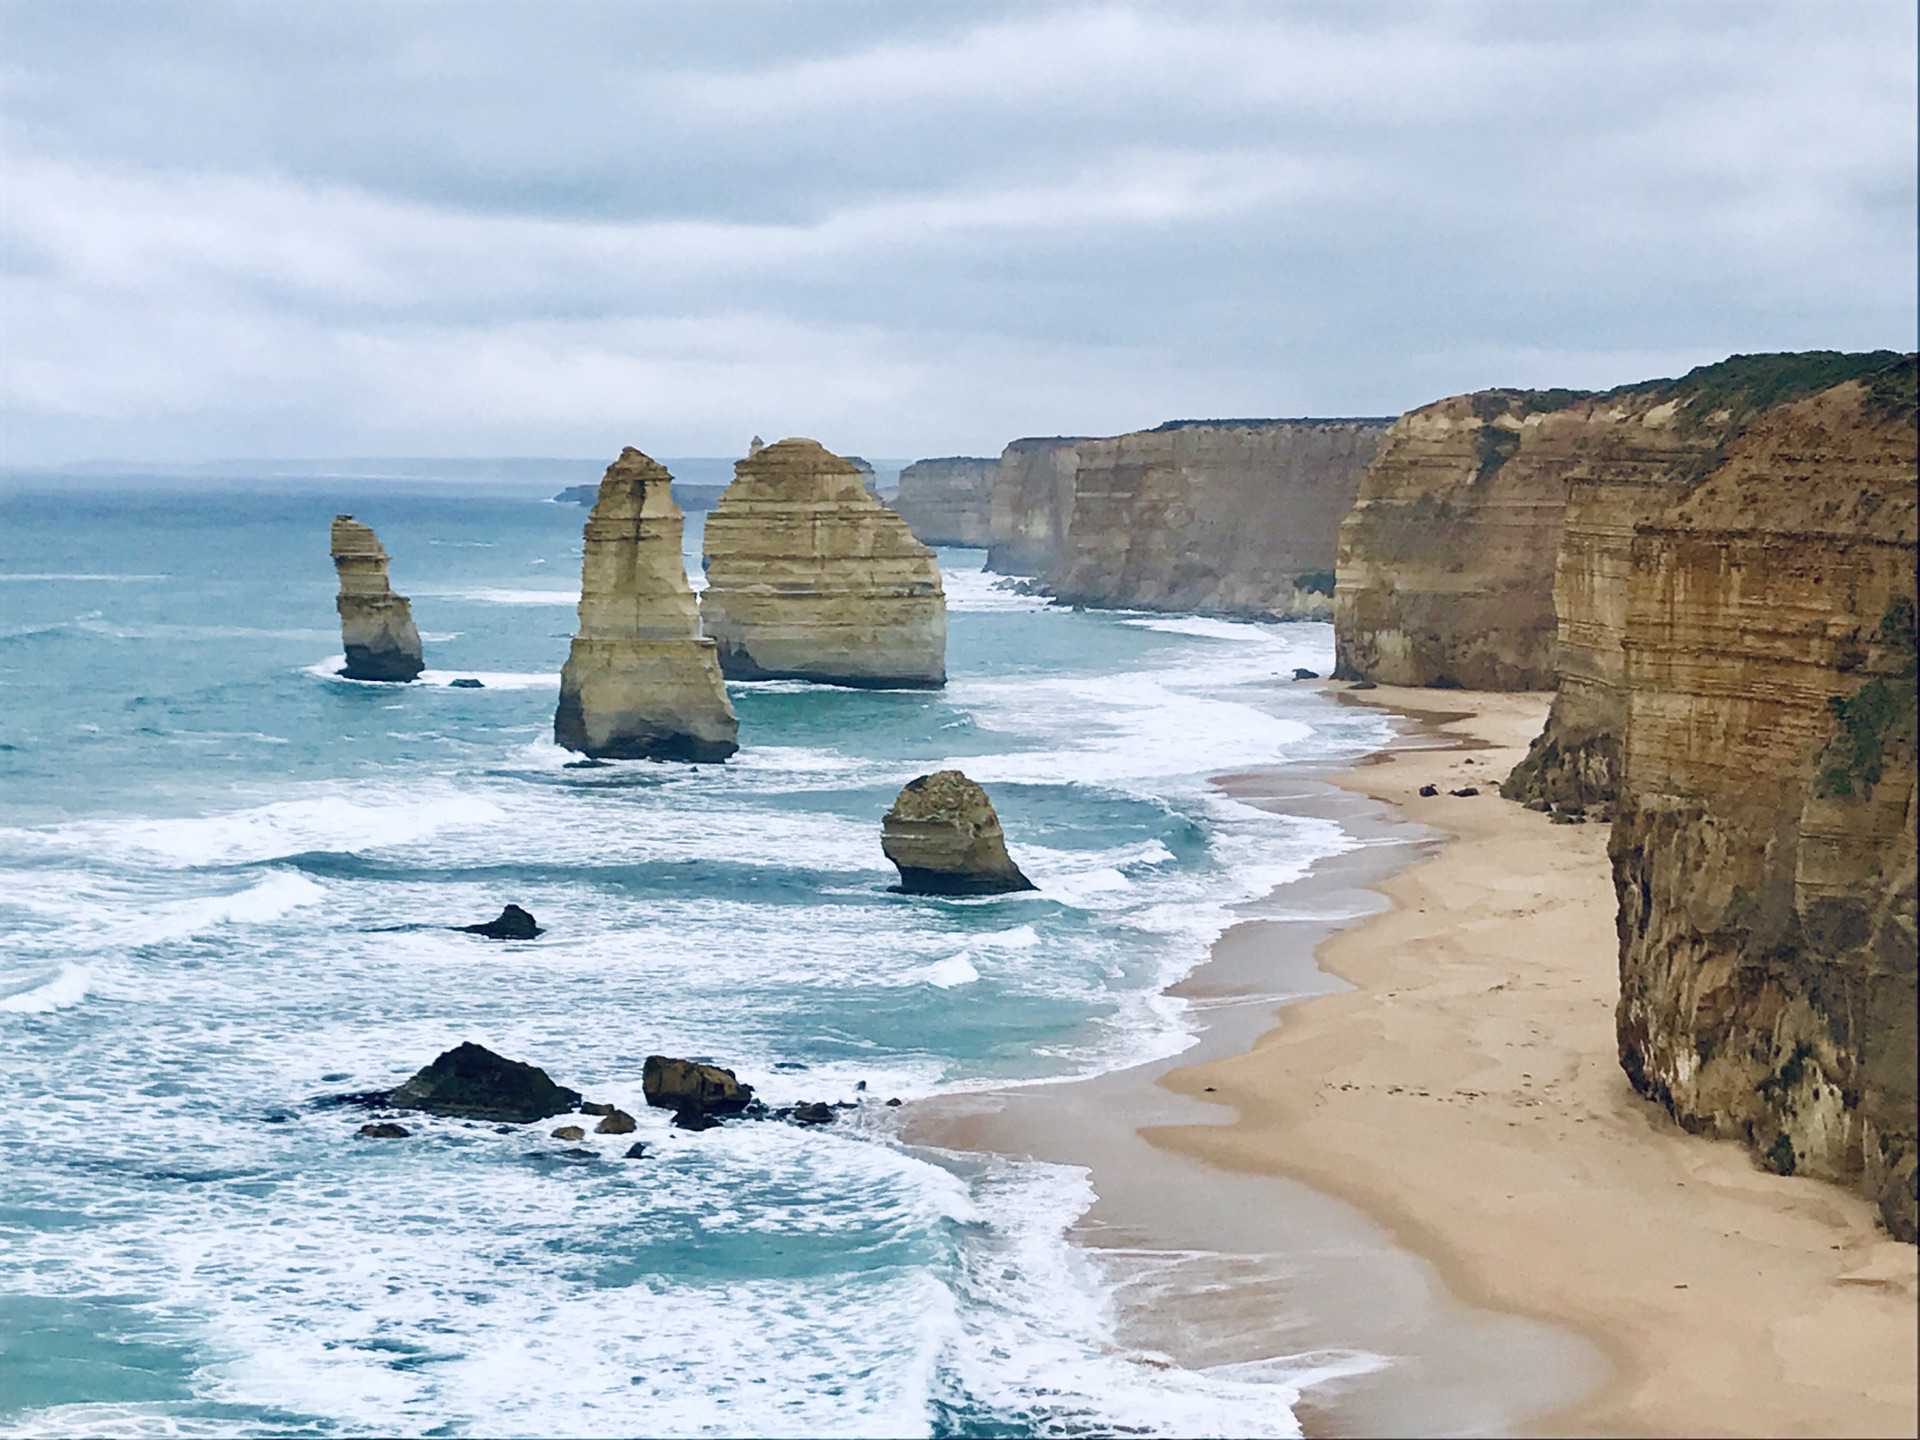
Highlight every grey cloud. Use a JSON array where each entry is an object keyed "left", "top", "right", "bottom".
[{"left": 1, "top": 0, "right": 1913, "bottom": 464}]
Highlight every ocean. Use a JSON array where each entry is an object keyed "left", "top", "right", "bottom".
[{"left": 0, "top": 475, "right": 1396, "bottom": 1437}]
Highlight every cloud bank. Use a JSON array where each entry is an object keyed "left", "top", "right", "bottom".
[{"left": 3, "top": 1, "right": 1914, "bottom": 463}]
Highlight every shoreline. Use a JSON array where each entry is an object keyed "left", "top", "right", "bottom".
[{"left": 904, "top": 685, "right": 1917, "bottom": 1437}]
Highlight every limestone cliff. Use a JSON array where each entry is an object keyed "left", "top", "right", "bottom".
[
  {"left": 985, "top": 437, "right": 1088, "bottom": 576},
  {"left": 1044, "top": 420, "right": 1388, "bottom": 618},
  {"left": 554, "top": 448, "right": 738, "bottom": 762},
  {"left": 1608, "top": 363, "right": 1917, "bottom": 1239},
  {"left": 1504, "top": 352, "right": 1912, "bottom": 810},
  {"left": 891, "top": 457, "right": 999, "bottom": 547},
  {"left": 700, "top": 438, "right": 946, "bottom": 688},
  {"left": 330, "top": 516, "right": 424, "bottom": 682}
]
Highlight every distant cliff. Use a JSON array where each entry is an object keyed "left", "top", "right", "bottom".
[
  {"left": 891, "top": 457, "right": 999, "bottom": 546},
  {"left": 985, "top": 420, "right": 1389, "bottom": 619},
  {"left": 1505, "top": 351, "right": 1912, "bottom": 810},
  {"left": 1609, "top": 360, "right": 1917, "bottom": 1240},
  {"left": 556, "top": 482, "right": 729, "bottom": 511}
]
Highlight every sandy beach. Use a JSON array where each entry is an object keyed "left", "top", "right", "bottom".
[{"left": 906, "top": 685, "right": 1917, "bottom": 1437}]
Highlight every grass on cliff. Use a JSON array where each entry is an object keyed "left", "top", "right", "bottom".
[
  {"left": 1819, "top": 596, "right": 1918, "bottom": 800},
  {"left": 1625, "top": 350, "right": 1912, "bottom": 427}
]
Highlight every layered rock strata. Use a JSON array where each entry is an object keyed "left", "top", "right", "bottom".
[
  {"left": 700, "top": 438, "right": 946, "bottom": 688},
  {"left": 330, "top": 516, "right": 424, "bottom": 681},
  {"left": 1609, "top": 365, "right": 1917, "bottom": 1239},
  {"left": 985, "top": 437, "right": 1089, "bottom": 576},
  {"left": 891, "top": 457, "right": 1000, "bottom": 546},
  {"left": 882, "top": 770, "right": 1035, "bottom": 895},
  {"left": 1045, "top": 420, "right": 1388, "bottom": 618},
  {"left": 1333, "top": 392, "right": 1598, "bottom": 688},
  {"left": 554, "top": 449, "right": 739, "bottom": 762}
]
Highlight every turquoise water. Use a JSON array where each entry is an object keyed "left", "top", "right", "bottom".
[{"left": 0, "top": 477, "right": 1393, "bottom": 1437}]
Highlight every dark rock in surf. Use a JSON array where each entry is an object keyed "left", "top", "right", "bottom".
[
  {"left": 551, "top": 1124, "right": 586, "bottom": 1141},
  {"left": 594, "top": 1109, "right": 637, "bottom": 1135},
  {"left": 579, "top": 1101, "right": 616, "bottom": 1116},
  {"left": 1418, "top": 784, "right": 1439, "bottom": 797},
  {"left": 450, "top": 677, "right": 485, "bottom": 689},
  {"left": 358, "top": 1122, "right": 411, "bottom": 1139},
  {"left": 624, "top": 1142, "right": 650, "bottom": 1159},
  {"left": 387, "top": 1042, "right": 581, "bottom": 1123},
  {"left": 1293, "top": 668, "right": 1321, "bottom": 680},
  {"left": 457, "top": 905, "right": 541, "bottom": 940},
  {"left": 643, "top": 1055, "right": 754, "bottom": 1129}
]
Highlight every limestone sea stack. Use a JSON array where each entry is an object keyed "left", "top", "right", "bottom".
[
  {"left": 330, "top": 516, "right": 425, "bottom": 681},
  {"left": 882, "top": 770, "right": 1035, "bottom": 895},
  {"left": 554, "top": 448, "right": 739, "bottom": 762},
  {"left": 700, "top": 438, "right": 946, "bottom": 687}
]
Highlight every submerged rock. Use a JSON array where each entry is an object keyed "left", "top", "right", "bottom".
[
  {"left": 594, "top": 1109, "right": 637, "bottom": 1135},
  {"left": 881, "top": 770, "right": 1035, "bottom": 896},
  {"left": 387, "top": 1042, "right": 581, "bottom": 1123},
  {"left": 456, "top": 904, "right": 541, "bottom": 940},
  {"left": 449, "top": 677, "right": 485, "bottom": 689},
  {"left": 551, "top": 1124, "right": 585, "bottom": 1141},
  {"left": 700, "top": 438, "right": 946, "bottom": 687},
  {"left": 330, "top": 516, "right": 425, "bottom": 682},
  {"left": 554, "top": 448, "right": 739, "bottom": 762},
  {"left": 624, "top": 1142, "right": 650, "bottom": 1159},
  {"left": 642, "top": 1055, "right": 754, "bottom": 1129},
  {"left": 358, "top": 1122, "right": 411, "bottom": 1139}
]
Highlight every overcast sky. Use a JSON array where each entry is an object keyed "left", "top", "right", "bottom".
[{"left": 2, "top": 1, "right": 1914, "bottom": 465}]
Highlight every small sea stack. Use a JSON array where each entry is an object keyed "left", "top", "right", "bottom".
[
  {"left": 554, "top": 448, "right": 739, "bottom": 762},
  {"left": 700, "top": 438, "right": 947, "bottom": 688},
  {"left": 882, "top": 770, "right": 1035, "bottom": 895},
  {"left": 330, "top": 516, "right": 425, "bottom": 682}
]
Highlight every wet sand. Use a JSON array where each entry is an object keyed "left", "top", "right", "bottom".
[{"left": 903, "top": 686, "right": 1918, "bottom": 1437}]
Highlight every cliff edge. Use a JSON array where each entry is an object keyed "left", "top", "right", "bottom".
[{"left": 891, "top": 457, "right": 999, "bottom": 547}]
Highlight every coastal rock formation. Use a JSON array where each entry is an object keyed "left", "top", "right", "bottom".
[
  {"left": 1046, "top": 420, "right": 1388, "bottom": 618},
  {"left": 985, "top": 437, "right": 1089, "bottom": 576},
  {"left": 387, "top": 1042, "right": 582, "bottom": 1123},
  {"left": 699, "top": 438, "right": 946, "bottom": 687},
  {"left": 1609, "top": 362, "right": 1918, "bottom": 1239},
  {"left": 1333, "top": 392, "right": 1597, "bottom": 688},
  {"left": 1503, "top": 352, "right": 1911, "bottom": 811},
  {"left": 882, "top": 770, "right": 1035, "bottom": 895},
  {"left": 642, "top": 1056, "right": 754, "bottom": 1129},
  {"left": 554, "top": 448, "right": 739, "bottom": 762},
  {"left": 891, "top": 457, "right": 1000, "bottom": 547},
  {"left": 330, "top": 516, "right": 424, "bottom": 681},
  {"left": 456, "top": 904, "right": 540, "bottom": 939}
]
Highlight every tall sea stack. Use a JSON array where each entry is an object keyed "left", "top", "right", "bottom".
[
  {"left": 700, "top": 438, "right": 946, "bottom": 688},
  {"left": 553, "top": 448, "right": 738, "bottom": 762},
  {"left": 330, "top": 516, "right": 424, "bottom": 682}
]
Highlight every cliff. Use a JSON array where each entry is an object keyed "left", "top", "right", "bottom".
[
  {"left": 699, "top": 438, "right": 946, "bottom": 688},
  {"left": 1333, "top": 391, "right": 1600, "bottom": 688},
  {"left": 1044, "top": 419, "right": 1388, "bottom": 618},
  {"left": 1505, "top": 351, "right": 1912, "bottom": 810},
  {"left": 1608, "top": 363, "right": 1918, "bottom": 1239},
  {"left": 329, "top": 516, "right": 424, "bottom": 682},
  {"left": 891, "top": 457, "right": 999, "bottom": 547},
  {"left": 985, "top": 436, "right": 1089, "bottom": 576},
  {"left": 553, "top": 448, "right": 738, "bottom": 762}
]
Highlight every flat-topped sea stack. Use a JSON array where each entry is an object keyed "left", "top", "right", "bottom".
[
  {"left": 882, "top": 770, "right": 1035, "bottom": 895},
  {"left": 700, "top": 438, "right": 946, "bottom": 688},
  {"left": 554, "top": 448, "right": 738, "bottom": 762},
  {"left": 330, "top": 516, "right": 424, "bottom": 682},
  {"left": 891, "top": 456, "right": 1000, "bottom": 547}
]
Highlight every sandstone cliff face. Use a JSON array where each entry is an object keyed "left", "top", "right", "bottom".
[
  {"left": 891, "top": 457, "right": 999, "bottom": 547},
  {"left": 1608, "top": 369, "right": 1917, "bottom": 1239},
  {"left": 1505, "top": 352, "right": 1911, "bottom": 810},
  {"left": 330, "top": 516, "right": 424, "bottom": 682},
  {"left": 1334, "top": 391, "right": 1600, "bottom": 688},
  {"left": 1045, "top": 420, "right": 1387, "bottom": 618},
  {"left": 554, "top": 448, "right": 738, "bottom": 762},
  {"left": 985, "top": 437, "right": 1088, "bottom": 576},
  {"left": 882, "top": 770, "right": 1034, "bottom": 895},
  {"left": 700, "top": 438, "right": 946, "bottom": 688}
]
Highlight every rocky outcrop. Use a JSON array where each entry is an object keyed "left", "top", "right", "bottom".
[
  {"left": 330, "top": 516, "right": 424, "bottom": 681},
  {"left": 1045, "top": 420, "right": 1388, "bottom": 618},
  {"left": 1502, "top": 353, "right": 1914, "bottom": 811},
  {"left": 699, "top": 438, "right": 946, "bottom": 688},
  {"left": 1333, "top": 392, "right": 1598, "bottom": 688},
  {"left": 643, "top": 1056, "right": 754, "bottom": 1130},
  {"left": 891, "top": 457, "right": 1000, "bottom": 546},
  {"left": 554, "top": 448, "right": 739, "bottom": 762},
  {"left": 986, "top": 437, "right": 1089, "bottom": 576},
  {"left": 456, "top": 904, "right": 540, "bottom": 940},
  {"left": 1609, "top": 362, "right": 1917, "bottom": 1240},
  {"left": 882, "top": 770, "right": 1035, "bottom": 895},
  {"left": 386, "top": 1042, "right": 582, "bottom": 1123}
]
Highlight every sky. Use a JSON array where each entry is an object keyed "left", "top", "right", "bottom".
[{"left": 2, "top": 0, "right": 1915, "bottom": 466}]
